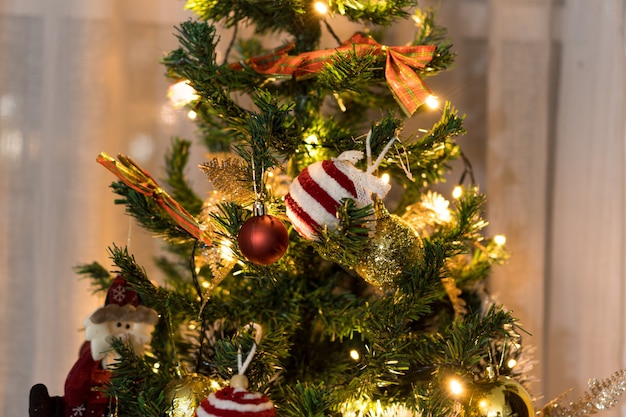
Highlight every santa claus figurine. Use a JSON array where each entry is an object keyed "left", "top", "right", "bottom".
[{"left": 29, "top": 276, "right": 159, "bottom": 417}]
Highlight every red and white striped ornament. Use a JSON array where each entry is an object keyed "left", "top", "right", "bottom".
[
  {"left": 195, "top": 324, "right": 275, "bottom": 417},
  {"left": 285, "top": 149, "right": 392, "bottom": 240},
  {"left": 195, "top": 385, "right": 276, "bottom": 417}
]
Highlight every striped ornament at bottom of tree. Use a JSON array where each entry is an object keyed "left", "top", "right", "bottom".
[{"left": 195, "top": 386, "right": 276, "bottom": 417}]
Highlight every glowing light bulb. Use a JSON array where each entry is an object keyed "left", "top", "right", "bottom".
[
  {"left": 448, "top": 378, "right": 464, "bottom": 396},
  {"left": 425, "top": 94, "right": 440, "bottom": 109},
  {"left": 349, "top": 349, "right": 360, "bottom": 361},
  {"left": 305, "top": 134, "right": 318, "bottom": 145},
  {"left": 493, "top": 234, "right": 506, "bottom": 246},
  {"left": 187, "top": 110, "right": 197, "bottom": 120},
  {"left": 220, "top": 239, "right": 235, "bottom": 262},
  {"left": 381, "top": 173, "right": 390, "bottom": 184},
  {"left": 452, "top": 186, "right": 463, "bottom": 199},
  {"left": 314, "top": 1, "right": 328, "bottom": 14},
  {"left": 507, "top": 358, "right": 517, "bottom": 368},
  {"left": 168, "top": 80, "right": 198, "bottom": 107}
]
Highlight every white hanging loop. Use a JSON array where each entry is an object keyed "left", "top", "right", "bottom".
[
  {"left": 365, "top": 130, "right": 397, "bottom": 175},
  {"left": 230, "top": 323, "right": 263, "bottom": 389},
  {"left": 395, "top": 142, "right": 414, "bottom": 182}
]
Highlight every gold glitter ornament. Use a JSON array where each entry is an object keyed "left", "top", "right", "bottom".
[
  {"left": 463, "top": 376, "right": 534, "bottom": 417},
  {"left": 165, "top": 373, "right": 215, "bottom": 417},
  {"left": 354, "top": 213, "right": 423, "bottom": 290}
]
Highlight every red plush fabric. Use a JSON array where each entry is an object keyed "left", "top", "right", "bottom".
[{"left": 63, "top": 341, "right": 111, "bottom": 417}]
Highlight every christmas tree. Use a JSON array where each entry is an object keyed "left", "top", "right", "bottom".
[{"left": 27, "top": 1, "right": 626, "bottom": 417}]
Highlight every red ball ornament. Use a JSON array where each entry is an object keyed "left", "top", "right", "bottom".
[{"left": 237, "top": 203, "right": 289, "bottom": 265}]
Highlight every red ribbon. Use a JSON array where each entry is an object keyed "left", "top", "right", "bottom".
[
  {"left": 230, "top": 33, "right": 435, "bottom": 116},
  {"left": 97, "top": 152, "right": 212, "bottom": 246}
]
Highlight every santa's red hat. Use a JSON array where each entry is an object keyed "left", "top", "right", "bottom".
[
  {"left": 89, "top": 276, "right": 158, "bottom": 325},
  {"left": 106, "top": 275, "right": 140, "bottom": 307}
]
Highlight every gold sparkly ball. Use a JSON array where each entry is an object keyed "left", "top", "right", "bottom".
[
  {"left": 463, "top": 377, "right": 534, "bottom": 417},
  {"left": 165, "top": 373, "right": 215, "bottom": 417},
  {"left": 354, "top": 214, "right": 423, "bottom": 290}
]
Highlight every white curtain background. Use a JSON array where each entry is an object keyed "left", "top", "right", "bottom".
[{"left": 0, "top": 1, "right": 624, "bottom": 417}]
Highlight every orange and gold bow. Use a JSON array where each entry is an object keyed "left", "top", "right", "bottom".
[
  {"left": 230, "top": 32, "right": 436, "bottom": 116},
  {"left": 97, "top": 152, "right": 212, "bottom": 246}
]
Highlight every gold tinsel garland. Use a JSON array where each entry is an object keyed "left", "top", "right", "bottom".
[{"left": 539, "top": 370, "right": 626, "bottom": 417}]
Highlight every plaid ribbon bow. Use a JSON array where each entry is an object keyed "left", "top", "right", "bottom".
[
  {"left": 231, "top": 32, "right": 436, "bottom": 116},
  {"left": 97, "top": 152, "right": 212, "bottom": 246}
]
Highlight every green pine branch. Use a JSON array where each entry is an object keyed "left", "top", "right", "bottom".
[
  {"left": 165, "top": 138, "right": 204, "bottom": 214},
  {"left": 312, "top": 199, "right": 374, "bottom": 268},
  {"left": 110, "top": 181, "right": 196, "bottom": 244},
  {"left": 104, "top": 340, "right": 171, "bottom": 417},
  {"left": 74, "top": 262, "right": 113, "bottom": 295},
  {"left": 185, "top": 0, "right": 322, "bottom": 52},
  {"left": 333, "top": 0, "right": 419, "bottom": 25},
  {"left": 414, "top": 9, "right": 456, "bottom": 74}
]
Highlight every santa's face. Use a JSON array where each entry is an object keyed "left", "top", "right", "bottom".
[
  {"left": 84, "top": 304, "right": 158, "bottom": 367},
  {"left": 106, "top": 320, "right": 153, "bottom": 346},
  {"left": 109, "top": 320, "right": 135, "bottom": 342}
]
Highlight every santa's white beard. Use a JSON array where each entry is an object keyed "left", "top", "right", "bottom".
[{"left": 84, "top": 319, "right": 156, "bottom": 369}]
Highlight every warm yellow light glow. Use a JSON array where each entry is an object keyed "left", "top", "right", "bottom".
[
  {"left": 425, "top": 94, "right": 440, "bottom": 109},
  {"left": 507, "top": 358, "right": 517, "bottom": 368},
  {"left": 220, "top": 239, "right": 235, "bottom": 262},
  {"left": 314, "top": 1, "right": 328, "bottom": 14},
  {"left": 202, "top": 281, "right": 210, "bottom": 289},
  {"left": 452, "top": 186, "right": 463, "bottom": 199},
  {"left": 187, "top": 110, "right": 197, "bottom": 120},
  {"left": 448, "top": 378, "right": 464, "bottom": 396},
  {"left": 421, "top": 190, "right": 452, "bottom": 223},
  {"left": 493, "top": 234, "right": 507, "bottom": 246},
  {"left": 168, "top": 80, "right": 198, "bottom": 107},
  {"left": 349, "top": 349, "right": 360, "bottom": 361},
  {"left": 479, "top": 399, "right": 488, "bottom": 409},
  {"left": 381, "top": 173, "right": 390, "bottom": 185},
  {"left": 305, "top": 134, "right": 319, "bottom": 145}
]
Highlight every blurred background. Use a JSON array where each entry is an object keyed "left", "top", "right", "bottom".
[{"left": 0, "top": 0, "right": 624, "bottom": 416}]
